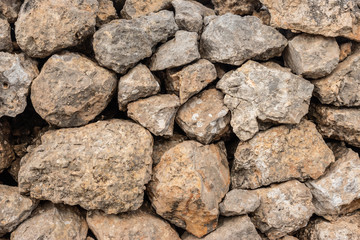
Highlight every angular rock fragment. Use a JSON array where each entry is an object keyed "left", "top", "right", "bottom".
[
  {"left": 152, "top": 133, "right": 187, "bottom": 165},
  {"left": 231, "top": 120, "right": 335, "bottom": 189},
  {"left": 219, "top": 189, "right": 260, "bottom": 216},
  {"left": 217, "top": 61, "right": 314, "bottom": 141},
  {"left": 19, "top": 120, "right": 153, "bottom": 214},
  {"left": 150, "top": 31, "right": 200, "bottom": 71},
  {"left": 96, "top": 0, "right": 118, "bottom": 27},
  {"left": 284, "top": 34, "right": 340, "bottom": 79},
  {"left": 93, "top": 10, "right": 177, "bottom": 74},
  {"left": 127, "top": 94, "right": 180, "bottom": 136},
  {"left": 200, "top": 14, "right": 287, "bottom": 65},
  {"left": 0, "top": 185, "right": 38, "bottom": 236},
  {"left": 211, "top": 0, "right": 260, "bottom": 15},
  {"left": 339, "top": 42, "right": 352, "bottom": 62},
  {"left": 0, "top": 52, "right": 38, "bottom": 118},
  {"left": 0, "top": 0, "right": 22, "bottom": 23},
  {"left": 121, "top": 0, "right": 172, "bottom": 19},
  {"left": 11, "top": 202, "right": 88, "bottom": 240},
  {"left": 31, "top": 52, "right": 117, "bottom": 128},
  {"left": 148, "top": 140, "right": 230, "bottom": 238},
  {"left": 253, "top": 180, "right": 315, "bottom": 240},
  {"left": 0, "top": 119, "right": 14, "bottom": 173},
  {"left": 118, "top": 64, "right": 160, "bottom": 111},
  {"left": 176, "top": 89, "right": 230, "bottom": 144},
  {"left": 87, "top": 209, "right": 180, "bottom": 240},
  {"left": 0, "top": 17, "right": 12, "bottom": 52},
  {"left": 15, "top": 0, "right": 98, "bottom": 58}
]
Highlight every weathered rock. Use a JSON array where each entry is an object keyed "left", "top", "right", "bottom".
[
  {"left": 31, "top": 52, "right": 117, "bottom": 128},
  {"left": 211, "top": 0, "right": 260, "bottom": 15},
  {"left": 200, "top": 14, "right": 287, "bottom": 66},
  {"left": 0, "top": 52, "right": 38, "bottom": 118},
  {"left": 0, "top": 0, "right": 22, "bottom": 23},
  {"left": 253, "top": 180, "right": 315, "bottom": 240},
  {"left": 18, "top": 120, "right": 153, "bottom": 214},
  {"left": 93, "top": 10, "right": 178, "bottom": 74},
  {"left": 152, "top": 133, "right": 187, "bottom": 165},
  {"left": 127, "top": 94, "right": 180, "bottom": 136},
  {"left": 0, "top": 17, "right": 12, "bottom": 52},
  {"left": 260, "top": 0, "right": 360, "bottom": 41},
  {"left": 11, "top": 202, "right": 88, "bottom": 240},
  {"left": 96, "top": 0, "right": 118, "bottom": 27},
  {"left": 148, "top": 140, "right": 230, "bottom": 238},
  {"left": 121, "top": 0, "right": 172, "bottom": 19},
  {"left": 15, "top": 0, "right": 98, "bottom": 58},
  {"left": 339, "top": 42, "right": 353, "bottom": 62},
  {"left": 231, "top": 120, "right": 335, "bottom": 189},
  {"left": 219, "top": 189, "right": 260, "bottom": 216},
  {"left": 118, "top": 64, "right": 160, "bottom": 111},
  {"left": 0, "top": 185, "right": 38, "bottom": 236},
  {"left": 281, "top": 236, "right": 298, "bottom": 240},
  {"left": 150, "top": 31, "right": 200, "bottom": 71},
  {"left": 312, "top": 50, "right": 360, "bottom": 106},
  {"left": 182, "top": 215, "right": 261, "bottom": 240},
  {"left": 87, "top": 209, "right": 181, "bottom": 240},
  {"left": 0, "top": 119, "right": 14, "bottom": 173},
  {"left": 217, "top": 61, "right": 314, "bottom": 141},
  {"left": 176, "top": 89, "right": 230, "bottom": 144},
  {"left": 310, "top": 104, "right": 360, "bottom": 148},
  {"left": 166, "top": 59, "right": 217, "bottom": 104},
  {"left": 284, "top": 34, "right": 340, "bottom": 79}
]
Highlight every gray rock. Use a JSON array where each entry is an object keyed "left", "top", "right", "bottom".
[
  {"left": 0, "top": 118, "right": 14, "bottom": 173},
  {"left": 150, "top": 31, "right": 200, "bottom": 71},
  {"left": 216, "top": 61, "right": 314, "bottom": 141},
  {"left": 211, "top": 0, "right": 260, "bottom": 15},
  {"left": 152, "top": 133, "right": 187, "bottom": 165},
  {"left": 121, "top": 0, "right": 172, "bottom": 19},
  {"left": 93, "top": 10, "right": 178, "bottom": 74},
  {"left": 0, "top": 0, "right": 22, "bottom": 23},
  {"left": 18, "top": 120, "right": 153, "bottom": 214},
  {"left": 219, "top": 189, "right": 260, "bottom": 216},
  {"left": 200, "top": 14, "right": 287, "bottom": 65},
  {"left": 0, "top": 17, "right": 12, "bottom": 52}
]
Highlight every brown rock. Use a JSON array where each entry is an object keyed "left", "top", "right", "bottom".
[
  {"left": 0, "top": 0, "right": 22, "bottom": 23},
  {"left": 148, "top": 140, "right": 230, "bottom": 238},
  {"left": 281, "top": 236, "right": 298, "bottom": 240},
  {"left": 152, "top": 133, "right": 187, "bottom": 165},
  {"left": 0, "top": 17, "right": 12, "bottom": 52},
  {"left": 121, "top": 0, "right": 172, "bottom": 19},
  {"left": 0, "top": 119, "right": 14, "bottom": 173},
  {"left": 96, "top": 0, "right": 118, "bottom": 27},
  {"left": 339, "top": 42, "right": 353, "bottom": 62},
  {"left": 219, "top": 189, "right": 260, "bottom": 216},
  {"left": 211, "top": 0, "right": 261, "bottom": 15}
]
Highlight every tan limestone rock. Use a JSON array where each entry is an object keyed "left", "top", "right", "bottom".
[
  {"left": 339, "top": 42, "right": 353, "bottom": 61},
  {"left": 121, "top": 0, "right": 172, "bottom": 19},
  {"left": 0, "top": 0, "right": 22, "bottom": 23},
  {"left": 96, "top": 0, "right": 118, "bottom": 27},
  {"left": 152, "top": 133, "right": 187, "bottom": 165}
]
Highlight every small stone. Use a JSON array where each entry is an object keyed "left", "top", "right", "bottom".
[
  {"left": 96, "top": 0, "right": 118, "bottom": 27},
  {"left": 15, "top": 0, "right": 98, "bottom": 58},
  {"left": 11, "top": 202, "right": 88, "bottom": 240},
  {"left": 219, "top": 189, "right": 260, "bottom": 216},
  {"left": 217, "top": 61, "right": 314, "bottom": 141},
  {"left": 0, "top": 185, "right": 38, "bottom": 236},
  {"left": 31, "top": 52, "right": 117, "bottom": 128},
  {"left": 253, "top": 180, "right": 315, "bottom": 240},
  {"left": 339, "top": 42, "right": 352, "bottom": 62},
  {"left": 0, "top": 17, "right": 12, "bottom": 52},
  {"left": 280, "top": 236, "right": 298, "bottom": 240},
  {"left": 200, "top": 14, "right": 287, "bottom": 65},
  {"left": 127, "top": 94, "right": 181, "bottom": 136},
  {"left": 19, "top": 120, "right": 153, "bottom": 214},
  {"left": 121, "top": 0, "right": 172, "bottom": 19},
  {"left": 0, "top": 52, "right": 38, "bottom": 118},
  {"left": 150, "top": 31, "right": 200, "bottom": 71},
  {"left": 284, "top": 34, "right": 340, "bottom": 79},
  {"left": 118, "top": 64, "right": 160, "bottom": 111},
  {"left": 176, "top": 89, "right": 230, "bottom": 144},
  {"left": 211, "top": 0, "right": 261, "bottom": 15},
  {"left": 0, "top": 0, "right": 22, "bottom": 23},
  {"left": 148, "top": 140, "right": 230, "bottom": 238},
  {"left": 152, "top": 133, "right": 187, "bottom": 165},
  {"left": 231, "top": 120, "right": 335, "bottom": 189},
  {"left": 87, "top": 209, "right": 181, "bottom": 240},
  {"left": 93, "top": 10, "right": 178, "bottom": 74},
  {"left": 0, "top": 119, "right": 14, "bottom": 173}
]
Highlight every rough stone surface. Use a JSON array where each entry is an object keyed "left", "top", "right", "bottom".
[
  {"left": 200, "top": 14, "right": 287, "bottom": 66},
  {"left": 217, "top": 61, "right": 314, "bottom": 141},
  {"left": 118, "top": 64, "right": 160, "bottom": 111},
  {"left": 253, "top": 180, "right": 315, "bottom": 240},
  {"left": 0, "top": 17, "right": 12, "bottom": 52},
  {"left": 0, "top": 52, "right": 39, "bottom": 118},
  {"left": 260, "top": 0, "right": 360, "bottom": 41},
  {"left": 176, "top": 89, "right": 230, "bottom": 144},
  {"left": 121, "top": 0, "right": 172, "bottom": 19},
  {"left": 15, "top": 0, "right": 98, "bottom": 58},
  {"left": 11, "top": 202, "right": 88, "bottom": 240},
  {"left": 152, "top": 133, "right": 187, "bottom": 165},
  {"left": 96, "top": 0, "right": 118, "bottom": 27},
  {"left": 0, "top": 0, "right": 22, "bottom": 23},
  {"left": 231, "top": 120, "right": 335, "bottom": 189},
  {"left": 284, "top": 34, "right": 339, "bottom": 79},
  {"left": 150, "top": 31, "right": 200, "bottom": 71},
  {"left": 313, "top": 50, "right": 360, "bottom": 107},
  {"left": 127, "top": 94, "right": 180, "bottom": 136},
  {"left": 148, "top": 140, "right": 230, "bottom": 238},
  {"left": 0, "top": 119, "right": 14, "bottom": 173},
  {"left": 339, "top": 42, "right": 352, "bottom": 62},
  {"left": 211, "top": 0, "right": 260, "bottom": 15},
  {"left": 219, "top": 189, "right": 260, "bottom": 216},
  {"left": 0, "top": 185, "right": 38, "bottom": 236},
  {"left": 31, "top": 52, "right": 117, "bottom": 128},
  {"left": 18, "top": 120, "right": 153, "bottom": 214},
  {"left": 87, "top": 209, "right": 181, "bottom": 240},
  {"left": 93, "top": 10, "right": 178, "bottom": 74}
]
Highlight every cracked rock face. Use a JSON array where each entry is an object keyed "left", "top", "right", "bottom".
[
  {"left": 0, "top": 119, "right": 14, "bottom": 173},
  {"left": 219, "top": 189, "right": 260, "bottom": 216},
  {"left": 0, "top": 17, "right": 12, "bottom": 52},
  {"left": 217, "top": 61, "right": 314, "bottom": 141},
  {"left": 148, "top": 140, "right": 230, "bottom": 238},
  {"left": 121, "top": 0, "right": 172, "bottom": 19},
  {"left": 18, "top": 120, "right": 153, "bottom": 214},
  {"left": 31, "top": 52, "right": 117, "bottom": 128},
  {"left": 0, "top": 0, "right": 22, "bottom": 23},
  {"left": 211, "top": 0, "right": 260, "bottom": 15},
  {"left": 15, "top": 0, "right": 98, "bottom": 58}
]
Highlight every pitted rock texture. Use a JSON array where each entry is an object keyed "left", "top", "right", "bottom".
[
  {"left": 31, "top": 52, "right": 117, "bottom": 127},
  {"left": 15, "top": 0, "right": 98, "bottom": 58},
  {"left": 18, "top": 120, "right": 153, "bottom": 214},
  {"left": 0, "top": 0, "right": 22, "bottom": 23},
  {"left": 0, "top": 119, "right": 14, "bottom": 173},
  {"left": 96, "top": 0, "right": 118, "bottom": 27},
  {"left": 217, "top": 60, "right": 314, "bottom": 141},
  {"left": 211, "top": 0, "right": 260, "bottom": 15},
  {"left": 152, "top": 133, "right": 187, "bottom": 165},
  {"left": 219, "top": 189, "right": 260, "bottom": 216},
  {"left": 93, "top": 10, "right": 178, "bottom": 74},
  {"left": 121, "top": 0, "right": 172, "bottom": 19},
  {"left": 0, "top": 52, "right": 39, "bottom": 118},
  {"left": 148, "top": 141, "right": 230, "bottom": 238},
  {"left": 0, "top": 17, "right": 12, "bottom": 52}
]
